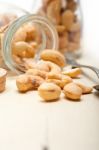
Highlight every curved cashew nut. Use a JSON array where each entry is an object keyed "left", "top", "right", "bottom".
[
  {"left": 38, "top": 82, "right": 61, "bottom": 101},
  {"left": 16, "top": 74, "right": 44, "bottom": 93},
  {"left": 40, "top": 50, "right": 66, "bottom": 67},
  {"left": 63, "top": 82, "right": 82, "bottom": 100}
]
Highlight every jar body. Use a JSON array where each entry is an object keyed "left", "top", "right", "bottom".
[
  {"left": 2, "top": 14, "right": 58, "bottom": 74},
  {"left": 0, "top": 2, "right": 29, "bottom": 69},
  {"left": 32, "top": 0, "right": 82, "bottom": 56}
]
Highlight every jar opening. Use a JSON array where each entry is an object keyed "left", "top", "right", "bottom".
[{"left": 2, "top": 14, "right": 59, "bottom": 74}]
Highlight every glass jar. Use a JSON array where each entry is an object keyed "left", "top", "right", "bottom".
[
  {"left": 32, "top": 0, "right": 83, "bottom": 56},
  {"left": 2, "top": 14, "right": 58, "bottom": 74},
  {"left": 0, "top": 2, "right": 29, "bottom": 69}
]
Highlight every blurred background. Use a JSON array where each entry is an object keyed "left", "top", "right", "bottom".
[{"left": 0, "top": 0, "right": 98, "bottom": 60}]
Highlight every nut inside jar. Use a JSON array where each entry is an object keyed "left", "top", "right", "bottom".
[{"left": 39, "top": 0, "right": 82, "bottom": 54}]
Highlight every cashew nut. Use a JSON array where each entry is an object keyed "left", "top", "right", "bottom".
[
  {"left": 75, "top": 82, "right": 93, "bottom": 94},
  {"left": 40, "top": 50, "right": 66, "bottom": 67},
  {"left": 63, "top": 82, "right": 82, "bottom": 100},
  {"left": 13, "top": 27, "right": 27, "bottom": 42},
  {"left": 47, "top": 72, "right": 62, "bottom": 80},
  {"left": 62, "top": 68, "right": 82, "bottom": 78},
  {"left": 22, "top": 58, "right": 37, "bottom": 70},
  {"left": 46, "top": 74, "right": 72, "bottom": 89},
  {"left": 66, "top": 0, "right": 77, "bottom": 12},
  {"left": 36, "top": 60, "right": 50, "bottom": 72},
  {"left": 62, "top": 10, "right": 74, "bottom": 30},
  {"left": 26, "top": 69, "right": 47, "bottom": 79},
  {"left": 0, "top": 68, "right": 7, "bottom": 83},
  {"left": 47, "top": 61, "right": 61, "bottom": 74},
  {"left": 47, "top": 0, "right": 61, "bottom": 24},
  {"left": 13, "top": 41, "right": 35, "bottom": 58},
  {"left": 38, "top": 82, "right": 61, "bottom": 101},
  {"left": 56, "top": 25, "right": 66, "bottom": 34},
  {"left": 16, "top": 74, "right": 44, "bottom": 92}
]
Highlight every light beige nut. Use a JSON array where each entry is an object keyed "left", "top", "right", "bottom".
[
  {"left": 23, "top": 58, "right": 37, "bottom": 70},
  {"left": 0, "top": 68, "right": 7, "bottom": 83},
  {"left": 75, "top": 82, "right": 93, "bottom": 94},
  {"left": 62, "top": 10, "right": 75, "bottom": 30},
  {"left": 23, "top": 23, "right": 38, "bottom": 42},
  {"left": 47, "top": 72, "right": 62, "bottom": 80},
  {"left": 47, "top": 0, "right": 61, "bottom": 24},
  {"left": 56, "top": 25, "right": 66, "bottom": 34},
  {"left": 46, "top": 79, "right": 62, "bottom": 88},
  {"left": 13, "top": 41, "right": 35, "bottom": 58},
  {"left": 47, "top": 75, "right": 72, "bottom": 89},
  {"left": 63, "top": 82, "right": 82, "bottom": 100},
  {"left": 67, "top": 42, "right": 80, "bottom": 51},
  {"left": 16, "top": 74, "right": 34, "bottom": 92},
  {"left": 69, "top": 31, "right": 80, "bottom": 43},
  {"left": 38, "top": 82, "right": 61, "bottom": 101},
  {"left": 61, "top": 75, "right": 73, "bottom": 88},
  {"left": 13, "top": 55, "right": 23, "bottom": 64},
  {"left": 69, "top": 22, "right": 81, "bottom": 32},
  {"left": 26, "top": 69, "right": 47, "bottom": 79},
  {"left": 62, "top": 68, "right": 82, "bottom": 78},
  {"left": 16, "top": 74, "right": 44, "bottom": 93},
  {"left": 66, "top": 0, "right": 77, "bottom": 12},
  {"left": 13, "top": 27, "right": 27, "bottom": 42},
  {"left": 40, "top": 50, "right": 66, "bottom": 67},
  {"left": 29, "top": 41, "right": 38, "bottom": 54},
  {"left": 36, "top": 60, "right": 50, "bottom": 72},
  {"left": 59, "top": 33, "right": 69, "bottom": 50},
  {"left": 29, "top": 75, "right": 44, "bottom": 90},
  {"left": 47, "top": 61, "right": 61, "bottom": 74}
]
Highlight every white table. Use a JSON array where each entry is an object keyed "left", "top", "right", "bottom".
[{"left": 0, "top": 52, "right": 99, "bottom": 150}]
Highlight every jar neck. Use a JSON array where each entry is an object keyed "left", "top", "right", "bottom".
[{"left": 2, "top": 14, "right": 59, "bottom": 74}]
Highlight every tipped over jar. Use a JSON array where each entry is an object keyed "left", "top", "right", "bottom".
[
  {"left": 0, "top": 2, "right": 58, "bottom": 74},
  {"left": 0, "top": 0, "right": 83, "bottom": 74}
]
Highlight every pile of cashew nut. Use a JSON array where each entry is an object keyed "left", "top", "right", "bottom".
[
  {"left": 16, "top": 49, "right": 93, "bottom": 101},
  {"left": 40, "top": 0, "right": 81, "bottom": 53}
]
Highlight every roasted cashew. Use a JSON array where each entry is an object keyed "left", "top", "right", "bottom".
[
  {"left": 75, "top": 82, "right": 93, "bottom": 94},
  {"left": 63, "top": 82, "right": 82, "bottom": 100},
  {"left": 62, "top": 68, "right": 82, "bottom": 78},
  {"left": 13, "top": 27, "right": 27, "bottom": 43},
  {"left": 47, "top": 0, "right": 61, "bottom": 24},
  {"left": 62, "top": 10, "right": 75, "bottom": 30},
  {"left": 26, "top": 68, "right": 47, "bottom": 79},
  {"left": 47, "top": 74, "right": 72, "bottom": 89},
  {"left": 47, "top": 61, "right": 61, "bottom": 74},
  {"left": 12, "top": 41, "right": 35, "bottom": 58},
  {"left": 36, "top": 60, "right": 50, "bottom": 72},
  {"left": 38, "top": 82, "right": 61, "bottom": 101},
  {"left": 0, "top": 68, "right": 7, "bottom": 83},
  {"left": 40, "top": 50, "right": 66, "bottom": 67},
  {"left": 16, "top": 74, "right": 44, "bottom": 92}
]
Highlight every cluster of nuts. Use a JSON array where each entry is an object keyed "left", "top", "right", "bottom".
[
  {"left": 0, "top": 21, "right": 40, "bottom": 70},
  {"left": 40, "top": 0, "right": 81, "bottom": 53},
  {"left": 16, "top": 50, "right": 93, "bottom": 101}
]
